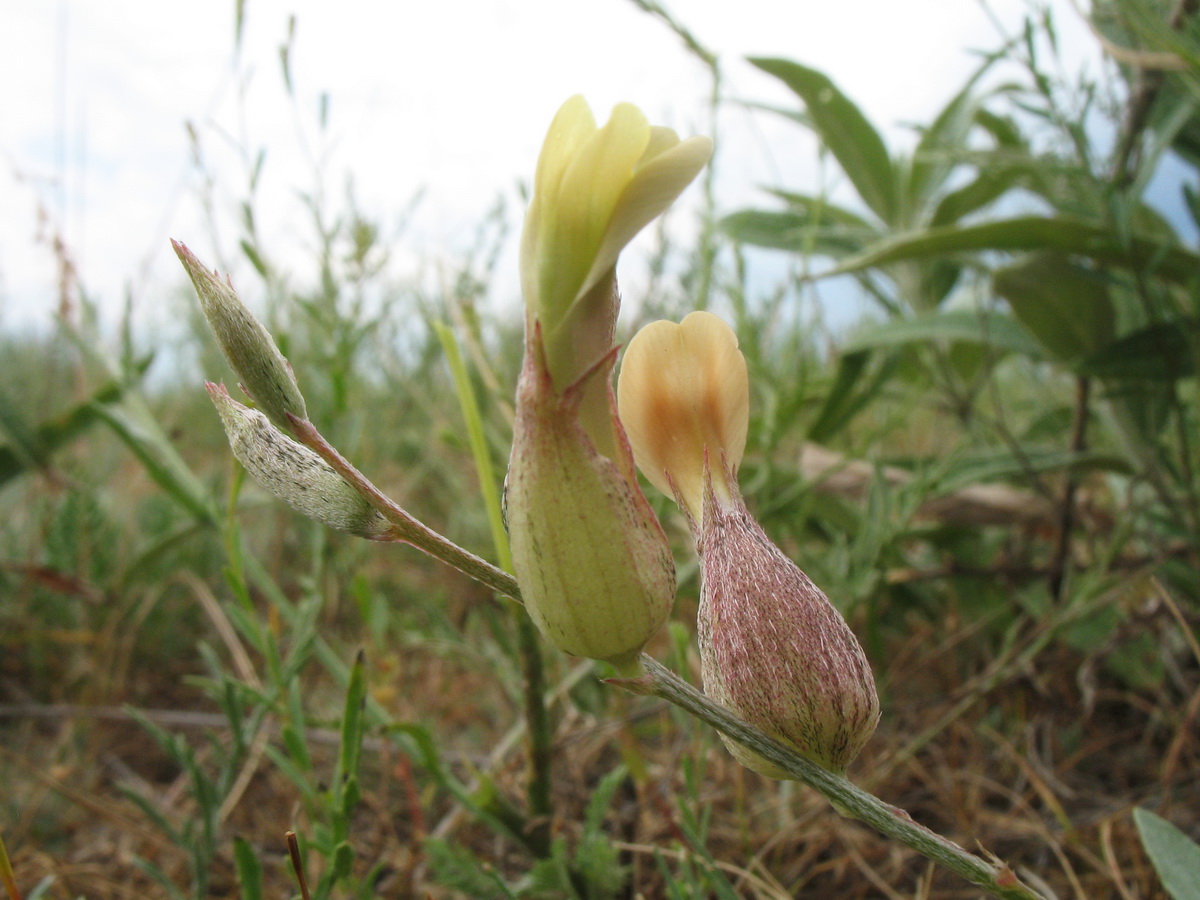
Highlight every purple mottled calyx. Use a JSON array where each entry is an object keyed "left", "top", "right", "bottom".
[{"left": 697, "top": 477, "right": 880, "bottom": 776}]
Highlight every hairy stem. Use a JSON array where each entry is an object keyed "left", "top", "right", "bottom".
[{"left": 611, "top": 655, "right": 1048, "bottom": 900}]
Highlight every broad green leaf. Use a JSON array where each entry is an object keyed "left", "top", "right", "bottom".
[
  {"left": 1077, "top": 321, "right": 1198, "bottom": 380},
  {"left": 842, "top": 309, "right": 1044, "bottom": 358},
  {"left": 993, "top": 253, "right": 1115, "bottom": 363},
  {"left": 720, "top": 208, "right": 875, "bottom": 256},
  {"left": 816, "top": 216, "right": 1200, "bottom": 285},
  {"left": 1134, "top": 807, "right": 1200, "bottom": 900},
  {"left": 750, "top": 57, "right": 897, "bottom": 222}
]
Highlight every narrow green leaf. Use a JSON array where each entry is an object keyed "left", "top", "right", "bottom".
[
  {"left": 750, "top": 57, "right": 897, "bottom": 222},
  {"left": 842, "top": 309, "right": 1044, "bottom": 358},
  {"left": 0, "top": 828, "right": 20, "bottom": 900},
  {"left": 807, "top": 350, "right": 895, "bottom": 443},
  {"left": 87, "top": 401, "right": 217, "bottom": 524},
  {"left": 0, "top": 371, "right": 139, "bottom": 485},
  {"left": 233, "top": 837, "right": 264, "bottom": 900},
  {"left": 1134, "top": 808, "right": 1200, "bottom": 900},
  {"left": 433, "top": 322, "right": 511, "bottom": 571},
  {"left": 330, "top": 841, "right": 355, "bottom": 881},
  {"left": 908, "top": 82, "right": 984, "bottom": 214},
  {"left": 583, "top": 766, "right": 629, "bottom": 836},
  {"left": 816, "top": 216, "right": 1200, "bottom": 285},
  {"left": 993, "top": 253, "right": 1116, "bottom": 363},
  {"left": 336, "top": 649, "right": 367, "bottom": 792},
  {"left": 930, "top": 162, "right": 1030, "bottom": 227},
  {"left": 768, "top": 189, "right": 878, "bottom": 227},
  {"left": 936, "top": 447, "right": 1132, "bottom": 494}
]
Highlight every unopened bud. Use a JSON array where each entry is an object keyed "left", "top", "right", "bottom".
[
  {"left": 174, "top": 240, "right": 307, "bottom": 432},
  {"left": 207, "top": 383, "right": 388, "bottom": 539}
]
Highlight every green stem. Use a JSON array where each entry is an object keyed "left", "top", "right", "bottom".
[
  {"left": 287, "top": 415, "right": 522, "bottom": 601},
  {"left": 434, "top": 321, "right": 555, "bottom": 855},
  {"left": 611, "top": 655, "right": 1048, "bottom": 900},
  {"left": 0, "top": 828, "right": 22, "bottom": 900},
  {"left": 515, "top": 612, "right": 553, "bottom": 856}
]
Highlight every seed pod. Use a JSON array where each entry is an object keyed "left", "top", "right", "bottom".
[{"left": 207, "top": 383, "right": 388, "bottom": 539}]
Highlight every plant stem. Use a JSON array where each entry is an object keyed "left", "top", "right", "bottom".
[
  {"left": 431, "top": 322, "right": 556, "bottom": 856},
  {"left": 515, "top": 612, "right": 553, "bottom": 856},
  {"left": 611, "top": 655, "right": 1048, "bottom": 900},
  {"left": 1049, "top": 375, "right": 1090, "bottom": 601},
  {"left": 287, "top": 415, "right": 522, "bottom": 600}
]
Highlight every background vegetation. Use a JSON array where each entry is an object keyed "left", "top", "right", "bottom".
[{"left": 3, "top": 1, "right": 1199, "bottom": 897}]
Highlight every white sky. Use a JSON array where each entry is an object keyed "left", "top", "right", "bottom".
[{"left": 0, "top": 0, "right": 1101, "bottom": 336}]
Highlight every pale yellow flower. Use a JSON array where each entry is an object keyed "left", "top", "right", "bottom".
[
  {"left": 505, "top": 97, "right": 711, "bottom": 675},
  {"left": 521, "top": 95, "right": 712, "bottom": 456},
  {"left": 617, "top": 311, "right": 748, "bottom": 526}
]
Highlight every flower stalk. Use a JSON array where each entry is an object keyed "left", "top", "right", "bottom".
[{"left": 611, "top": 656, "right": 1048, "bottom": 900}]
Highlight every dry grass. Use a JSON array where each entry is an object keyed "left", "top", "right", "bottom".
[{"left": 3, "top": 560, "right": 1196, "bottom": 899}]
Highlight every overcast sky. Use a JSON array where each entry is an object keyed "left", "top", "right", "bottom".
[{"left": 1, "top": 0, "right": 1102, "bottom": 335}]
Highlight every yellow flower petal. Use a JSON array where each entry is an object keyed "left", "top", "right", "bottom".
[
  {"left": 617, "top": 311, "right": 748, "bottom": 523},
  {"left": 581, "top": 131, "right": 712, "bottom": 304},
  {"left": 520, "top": 96, "right": 712, "bottom": 399}
]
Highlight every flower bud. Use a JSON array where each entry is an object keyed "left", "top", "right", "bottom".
[
  {"left": 174, "top": 240, "right": 308, "bottom": 433},
  {"left": 505, "top": 97, "right": 710, "bottom": 674},
  {"left": 207, "top": 383, "right": 389, "bottom": 539},
  {"left": 618, "top": 312, "right": 879, "bottom": 774}
]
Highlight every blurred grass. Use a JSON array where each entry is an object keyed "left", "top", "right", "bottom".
[{"left": 3, "top": 1, "right": 1200, "bottom": 898}]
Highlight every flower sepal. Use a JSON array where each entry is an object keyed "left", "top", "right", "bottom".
[{"left": 505, "top": 324, "right": 675, "bottom": 675}]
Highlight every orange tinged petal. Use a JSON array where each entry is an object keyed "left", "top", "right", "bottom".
[{"left": 617, "top": 311, "right": 748, "bottom": 523}]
